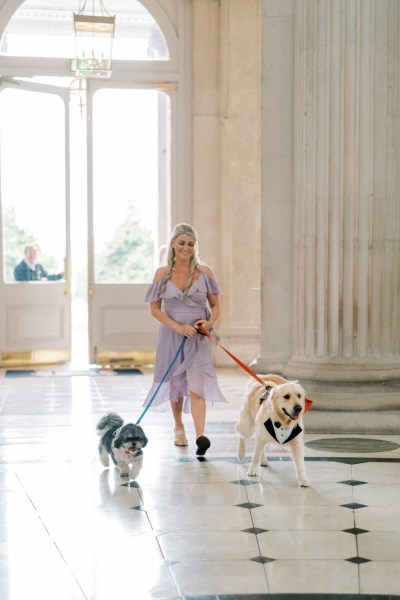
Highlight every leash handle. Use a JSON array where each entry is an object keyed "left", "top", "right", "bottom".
[
  {"left": 136, "top": 336, "right": 187, "bottom": 425},
  {"left": 196, "top": 323, "right": 313, "bottom": 413}
]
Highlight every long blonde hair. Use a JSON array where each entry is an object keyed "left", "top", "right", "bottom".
[{"left": 160, "top": 223, "right": 200, "bottom": 294}]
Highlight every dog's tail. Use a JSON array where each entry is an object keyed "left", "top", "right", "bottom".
[{"left": 96, "top": 412, "right": 124, "bottom": 435}]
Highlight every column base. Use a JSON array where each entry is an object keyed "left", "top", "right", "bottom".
[
  {"left": 283, "top": 358, "right": 400, "bottom": 382},
  {"left": 295, "top": 378, "right": 400, "bottom": 433},
  {"left": 305, "top": 409, "right": 400, "bottom": 434},
  {"left": 250, "top": 357, "right": 400, "bottom": 433}
]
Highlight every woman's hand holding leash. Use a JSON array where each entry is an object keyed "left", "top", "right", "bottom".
[
  {"left": 194, "top": 319, "right": 211, "bottom": 334},
  {"left": 178, "top": 323, "right": 198, "bottom": 338}
]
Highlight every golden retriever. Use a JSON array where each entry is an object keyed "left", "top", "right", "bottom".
[{"left": 235, "top": 374, "right": 310, "bottom": 487}]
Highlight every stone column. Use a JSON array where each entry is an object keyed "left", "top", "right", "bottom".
[{"left": 258, "top": 0, "right": 400, "bottom": 426}]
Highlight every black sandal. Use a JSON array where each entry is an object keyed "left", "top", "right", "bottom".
[{"left": 196, "top": 435, "right": 211, "bottom": 456}]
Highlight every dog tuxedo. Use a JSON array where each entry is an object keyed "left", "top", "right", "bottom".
[{"left": 264, "top": 418, "right": 302, "bottom": 445}]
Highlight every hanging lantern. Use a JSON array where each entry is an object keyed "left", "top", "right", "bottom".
[{"left": 71, "top": 1, "right": 115, "bottom": 78}]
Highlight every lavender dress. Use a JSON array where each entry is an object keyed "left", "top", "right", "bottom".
[{"left": 143, "top": 272, "right": 227, "bottom": 413}]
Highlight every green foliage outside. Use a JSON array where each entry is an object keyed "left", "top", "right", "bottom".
[
  {"left": 3, "top": 206, "right": 154, "bottom": 285},
  {"left": 95, "top": 217, "right": 154, "bottom": 283}
]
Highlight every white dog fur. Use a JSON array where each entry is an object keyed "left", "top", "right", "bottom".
[{"left": 235, "top": 374, "right": 310, "bottom": 487}]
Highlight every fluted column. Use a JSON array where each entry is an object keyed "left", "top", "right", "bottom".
[
  {"left": 258, "top": 0, "right": 400, "bottom": 413},
  {"left": 284, "top": 0, "right": 400, "bottom": 383}
]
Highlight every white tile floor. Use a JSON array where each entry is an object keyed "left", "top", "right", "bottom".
[{"left": 0, "top": 365, "right": 400, "bottom": 600}]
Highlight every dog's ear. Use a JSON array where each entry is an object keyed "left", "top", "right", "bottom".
[
  {"left": 137, "top": 426, "right": 148, "bottom": 448},
  {"left": 259, "top": 386, "right": 272, "bottom": 404},
  {"left": 267, "top": 385, "right": 281, "bottom": 404}
]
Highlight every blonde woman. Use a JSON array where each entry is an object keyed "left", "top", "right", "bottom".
[{"left": 143, "top": 223, "right": 226, "bottom": 455}]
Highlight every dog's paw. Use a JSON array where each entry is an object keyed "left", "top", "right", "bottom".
[
  {"left": 129, "top": 468, "right": 140, "bottom": 480},
  {"left": 247, "top": 465, "right": 259, "bottom": 477},
  {"left": 119, "top": 471, "right": 129, "bottom": 477},
  {"left": 260, "top": 457, "right": 269, "bottom": 467},
  {"left": 299, "top": 478, "right": 310, "bottom": 487}
]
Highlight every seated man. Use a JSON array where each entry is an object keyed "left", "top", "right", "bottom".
[{"left": 14, "top": 245, "right": 64, "bottom": 282}]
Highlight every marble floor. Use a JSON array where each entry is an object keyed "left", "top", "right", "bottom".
[{"left": 0, "top": 365, "right": 400, "bottom": 600}]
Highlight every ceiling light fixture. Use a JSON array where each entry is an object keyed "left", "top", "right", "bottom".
[{"left": 71, "top": 1, "right": 115, "bottom": 78}]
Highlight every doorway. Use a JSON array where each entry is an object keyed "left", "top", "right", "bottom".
[
  {"left": 0, "top": 79, "right": 171, "bottom": 367},
  {"left": 0, "top": 1, "right": 190, "bottom": 368}
]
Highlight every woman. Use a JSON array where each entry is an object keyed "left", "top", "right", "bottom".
[{"left": 143, "top": 223, "right": 226, "bottom": 455}]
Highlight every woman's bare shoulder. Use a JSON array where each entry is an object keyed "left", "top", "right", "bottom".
[
  {"left": 198, "top": 264, "right": 214, "bottom": 276},
  {"left": 153, "top": 266, "right": 168, "bottom": 282}
]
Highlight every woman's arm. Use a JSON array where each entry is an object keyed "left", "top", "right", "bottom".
[
  {"left": 206, "top": 293, "right": 220, "bottom": 328},
  {"left": 149, "top": 301, "right": 198, "bottom": 338},
  {"left": 195, "top": 293, "right": 220, "bottom": 331},
  {"left": 195, "top": 265, "right": 221, "bottom": 331}
]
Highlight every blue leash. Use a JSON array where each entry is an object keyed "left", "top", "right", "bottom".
[{"left": 136, "top": 336, "right": 187, "bottom": 425}]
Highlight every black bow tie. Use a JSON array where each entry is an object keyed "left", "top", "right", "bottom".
[{"left": 264, "top": 418, "right": 302, "bottom": 445}]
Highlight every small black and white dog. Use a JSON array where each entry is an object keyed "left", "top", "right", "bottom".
[{"left": 96, "top": 413, "right": 148, "bottom": 479}]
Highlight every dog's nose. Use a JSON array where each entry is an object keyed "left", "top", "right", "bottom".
[{"left": 294, "top": 405, "right": 302, "bottom": 415}]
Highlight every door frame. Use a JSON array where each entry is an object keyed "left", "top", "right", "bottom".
[
  {"left": 0, "top": 0, "right": 192, "bottom": 366},
  {"left": 86, "top": 79, "right": 177, "bottom": 364},
  {"left": 0, "top": 79, "right": 72, "bottom": 366}
]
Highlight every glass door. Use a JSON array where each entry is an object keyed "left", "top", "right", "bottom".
[
  {"left": 87, "top": 81, "right": 171, "bottom": 365},
  {"left": 0, "top": 80, "right": 71, "bottom": 366}
]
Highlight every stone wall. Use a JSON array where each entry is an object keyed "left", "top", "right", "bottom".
[{"left": 192, "top": 0, "right": 262, "bottom": 366}]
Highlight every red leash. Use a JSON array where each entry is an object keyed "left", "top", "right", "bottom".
[{"left": 196, "top": 323, "right": 313, "bottom": 413}]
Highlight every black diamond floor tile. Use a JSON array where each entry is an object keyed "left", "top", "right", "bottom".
[
  {"left": 231, "top": 479, "right": 258, "bottom": 486},
  {"left": 342, "top": 527, "right": 369, "bottom": 535},
  {"left": 236, "top": 502, "right": 263, "bottom": 509},
  {"left": 121, "top": 481, "right": 140, "bottom": 487},
  {"left": 250, "top": 556, "right": 275, "bottom": 564},
  {"left": 242, "top": 527, "right": 268, "bottom": 535},
  {"left": 346, "top": 556, "right": 371, "bottom": 564},
  {"left": 339, "top": 479, "right": 367, "bottom": 486}
]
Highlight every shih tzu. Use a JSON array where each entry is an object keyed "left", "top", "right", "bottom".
[{"left": 96, "top": 412, "right": 148, "bottom": 479}]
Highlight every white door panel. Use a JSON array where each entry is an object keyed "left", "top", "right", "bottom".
[
  {"left": 3, "top": 283, "right": 69, "bottom": 350},
  {"left": 87, "top": 81, "right": 170, "bottom": 363},
  {"left": 90, "top": 284, "right": 158, "bottom": 360},
  {"left": 0, "top": 81, "right": 71, "bottom": 365}
]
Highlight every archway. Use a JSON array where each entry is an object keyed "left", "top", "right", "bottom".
[{"left": 0, "top": 0, "right": 190, "bottom": 367}]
